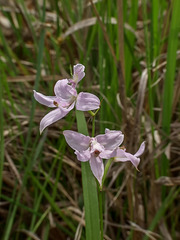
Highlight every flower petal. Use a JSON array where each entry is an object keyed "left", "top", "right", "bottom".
[
  {"left": 89, "top": 156, "right": 104, "bottom": 186},
  {"left": 33, "top": 90, "right": 57, "bottom": 107},
  {"left": 115, "top": 149, "right": 140, "bottom": 169},
  {"left": 76, "top": 92, "right": 100, "bottom": 111},
  {"left": 54, "top": 79, "right": 77, "bottom": 99},
  {"left": 99, "top": 149, "right": 118, "bottom": 159},
  {"left": 96, "top": 130, "right": 124, "bottom": 150},
  {"left": 124, "top": 152, "right": 140, "bottom": 169},
  {"left": 75, "top": 149, "right": 91, "bottom": 162},
  {"left": 73, "top": 64, "right": 85, "bottom": 84},
  {"left": 115, "top": 149, "right": 130, "bottom": 162},
  {"left": 63, "top": 130, "right": 91, "bottom": 151},
  {"left": 134, "top": 141, "right": 145, "bottom": 157},
  {"left": 40, "top": 107, "right": 70, "bottom": 134},
  {"left": 105, "top": 128, "right": 122, "bottom": 134}
]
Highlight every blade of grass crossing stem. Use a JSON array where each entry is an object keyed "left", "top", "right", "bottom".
[
  {"left": 76, "top": 110, "right": 101, "bottom": 240},
  {"left": 161, "top": 0, "right": 180, "bottom": 177}
]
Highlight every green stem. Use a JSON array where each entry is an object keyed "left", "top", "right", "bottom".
[
  {"left": 92, "top": 115, "right": 95, "bottom": 137},
  {"left": 76, "top": 110, "right": 101, "bottom": 240},
  {"left": 101, "top": 158, "right": 114, "bottom": 190},
  {"left": 98, "top": 187, "right": 104, "bottom": 240},
  {"left": 88, "top": 108, "right": 100, "bottom": 117}
]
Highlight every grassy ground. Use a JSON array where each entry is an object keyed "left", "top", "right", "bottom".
[{"left": 0, "top": 0, "right": 180, "bottom": 239}]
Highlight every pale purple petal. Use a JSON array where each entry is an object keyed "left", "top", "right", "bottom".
[
  {"left": 73, "top": 64, "right": 85, "bottom": 84},
  {"left": 63, "top": 130, "right": 91, "bottom": 151},
  {"left": 40, "top": 107, "right": 70, "bottom": 134},
  {"left": 75, "top": 149, "right": 91, "bottom": 162},
  {"left": 134, "top": 141, "right": 145, "bottom": 157},
  {"left": 96, "top": 131, "right": 124, "bottom": 150},
  {"left": 76, "top": 92, "right": 100, "bottom": 111},
  {"left": 124, "top": 152, "right": 140, "bottom": 169},
  {"left": 115, "top": 149, "right": 140, "bottom": 169},
  {"left": 99, "top": 148, "right": 118, "bottom": 159},
  {"left": 33, "top": 90, "right": 57, "bottom": 107},
  {"left": 115, "top": 149, "right": 130, "bottom": 162},
  {"left": 105, "top": 128, "right": 122, "bottom": 135},
  {"left": 89, "top": 156, "right": 104, "bottom": 186},
  {"left": 54, "top": 79, "right": 77, "bottom": 99}
]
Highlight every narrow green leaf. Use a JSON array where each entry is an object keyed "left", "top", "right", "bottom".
[
  {"left": 162, "top": 0, "right": 180, "bottom": 134},
  {"left": 76, "top": 110, "right": 101, "bottom": 240},
  {"left": 161, "top": 0, "right": 180, "bottom": 176},
  {"left": 0, "top": 66, "right": 5, "bottom": 194}
]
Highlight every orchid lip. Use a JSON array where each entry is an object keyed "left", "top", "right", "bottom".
[{"left": 94, "top": 150, "right": 100, "bottom": 156}]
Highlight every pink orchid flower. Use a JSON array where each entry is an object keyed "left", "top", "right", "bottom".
[
  {"left": 114, "top": 141, "right": 145, "bottom": 169},
  {"left": 63, "top": 129, "right": 124, "bottom": 186},
  {"left": 33, "top": 64, "right": 100, "bottom": 134},
  {"left": 69, "top": 64, "right": 85, "bottom": 87}
]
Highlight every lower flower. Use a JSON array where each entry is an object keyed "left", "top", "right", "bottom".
[{"left": 63, "top": 129, "right": 124, "bottom": 186}]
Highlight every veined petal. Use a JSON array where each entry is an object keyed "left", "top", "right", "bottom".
[
  {"left": 54, "top": 79, "right": 77, "bottom": 99},
  {"left": 89, "top": 156, "right": 104, "bottom": 186},
  {"left": 115, "top": 149, "right": 130, "bottom": 162},
  {"left": 33, "top": 90, "right": 57, "bottom": 107},
  {"left": 73, "top": 64, "right": 85, "bottom": 84},
  {"left": 76, "top": 92, "right": 100, "bottom": 111},
  {"left": 134, "top": 141, "right": 145, "bottom": 157},
  {"left": 96, "top": 130, "right": 124, "bottom": 150},
  {"left": 63, "top": 130, "right": 91, "bottom": 151},
  {"left": 124, "top": 152, "right": 140, "bottom": 169},
  {"left": 40, "top": 107, "right": 70, "bottom": 134},
  {"left": 99, "top": 148, "right": 118, "bottom": 159},
  {"left": 115, "top": 149, "right": 140, "bottom": 169},
  {"left": 75, "top": 149, "right": 91, "bottom": 162}
]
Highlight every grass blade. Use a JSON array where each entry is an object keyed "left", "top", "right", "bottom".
[{"left": 161, "top": 0, "right": 180, "bottom": 176}]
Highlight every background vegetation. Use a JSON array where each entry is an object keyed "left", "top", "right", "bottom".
[{"left": 0, "top": 0, "right": 180, "bottom": 239}]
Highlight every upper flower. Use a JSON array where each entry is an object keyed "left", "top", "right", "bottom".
[
  {"left": 33, "top": 64, "right": 100, "bottom": 134},
  {"left": 63, "top": 129, "right": 124, "bottom": 186},
  {"left": 114, "top": 141, "right": 145, "bottom": 169},
  {"left": 69, "top": 64, "right": 85, "bottom": 87}
]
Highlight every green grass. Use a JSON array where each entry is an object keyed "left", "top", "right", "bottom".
[{"left": 0, "top": 0, "right": 180, "bottom": 239}]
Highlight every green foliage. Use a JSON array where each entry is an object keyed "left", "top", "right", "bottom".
[{"left": 0, "top": 0, "right": 179, "bottom": 239}]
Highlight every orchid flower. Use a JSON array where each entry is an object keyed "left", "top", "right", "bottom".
[
  {"left": 63, "top": 129, "right": 124, "bottom": 186},
  {"left": 33, "top": 64, "right": 100, "bottom": 134},
  {"left": 69, "top": 64, "right": 85, "bottom": 87},
  {"left": 114, "top": 141, "right": 145, "bottom": 170}
]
